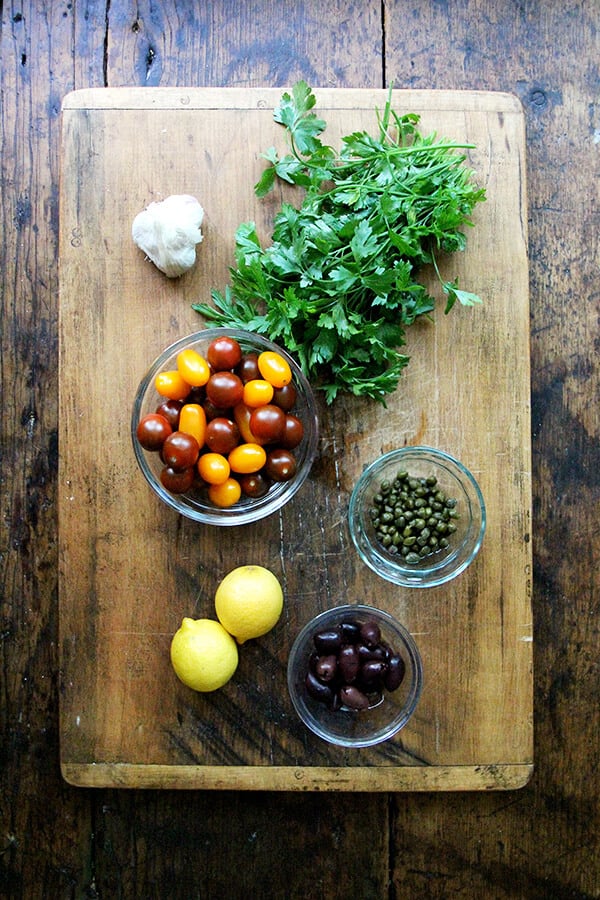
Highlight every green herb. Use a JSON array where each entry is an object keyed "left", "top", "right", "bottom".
[{"left": 193, "top": 82, "right": 486, "bottom": 403}]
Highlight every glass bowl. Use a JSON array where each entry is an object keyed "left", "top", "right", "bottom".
[
  {"left": 287, "top": 605, "right": 423, "bottom": 748},
  {"left": 348, "top": 446, "right": 486, "bottom": 587},
  {"left": 132, "top": 328, "right": 319, "bottom": 525}
]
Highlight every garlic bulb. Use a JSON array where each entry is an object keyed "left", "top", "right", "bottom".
[{"left": 132, "top": 194, "right": 204, "bottom": 278}]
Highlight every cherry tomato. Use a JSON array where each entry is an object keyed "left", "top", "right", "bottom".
[
  {"left": 160, "top": 465, "right": 195, "bottom": 494},
  {"left": 207, "top": 336, "right": 242, "bottom": 371},
  {"left": 265, "top": 448, "right": 297, "bottom": 481},
  {"left": 155, "top": 370, "right": 191, "bottom": 401},
  {"left": 178, "top": 403, "right": 207, "bottom": 448},
  {"left": 257, "top": 351, "right": 292, "bottom": 388},
  {"left": 236, "top": 352, "right": 260, "bottom": 383},
  {"left": 197, "top": 452, "right": 230, "bottom": 485},
  {"left": 202, "top": 397, "right": 229, "bottom": 422},
  {"left": 242, "top": 379, "right": 274, "bottom": 408},
  {"left": 233, "top": 403, "right": 265, "bottom": 445},
  {"left": 208, "top": 477, "right": 242, "bottom": 508},
  {"left": 176, "top": 348, "right": 210, "bottom": 386},
  {"left": 239, "top": 472, "right": 270, "bottom": 499},
  {"left": 155, "top": 398, "right": 183, "bottom": 429},
  {"left": 228, "top": 442, "right": 267, "bottom": 474},
  {"left": 280, "top": 414, "right": 304, "bottom": 450},
  {"left": 272, "top": 382, "right": 297, "bottom": 412},
  {"left": 249, "top": 404, "right": 286, "bottom": 443},
  {"left": 136, "top": 413, "right": 172, "bottom": 451},
  {"left": 205, "top": 417, "right": 240, "bottom": 454},
  {"left": 161, "top": 432, "right": 200, "bottom": 471},
  {"left": 206, "top": 371, "right": 244, "bottom": 408}
]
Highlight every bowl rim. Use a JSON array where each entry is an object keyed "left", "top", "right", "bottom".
[
  {"left": 348, "top": 445, "right": 486, "bottom": 588},
  {"left": 287, "top": 603, "right": 423, "bottom": 748},
  {"left": 132, "top": 327, "right": 319, "bottom": 525}
]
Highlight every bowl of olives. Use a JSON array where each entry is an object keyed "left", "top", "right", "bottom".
[
  {"left": 132, "top": 328, "right": 319, "bottom": 525},
  {"left": 348, "top": 446, "right": 486, "bottom": 588},
  {"left": 287, "top": 605, "right": 423, "bottom": 748}
]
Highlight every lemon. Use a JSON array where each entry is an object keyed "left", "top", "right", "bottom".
[
  {"left": 215, "top": 565, "right": 284, "bottom": 644},
  {"left": 170, "top": 617, "right": 238, "bottom": 692}
]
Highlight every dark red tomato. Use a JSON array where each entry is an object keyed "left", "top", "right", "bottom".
[
  {"left": 160, "top": 465, "right": 195, "bottom": 494},
  {"left": 249, "top": 404, "right": 286, "bottom": 442},
  {"left": 238, "top": 472, "right": 270, "bottom": 498},
  {"left": 205, "top": 417, "right": 240, "bottom": 454},
  {"left": 137, "top": 413, "right": 172, "bottom": 451},
  {"left": 207, "top": 336, "right": 242, "bottom": 371},
  {"left": 272, "top": 382, "right": 297, "bottom": 412},
  {"left": 265, "top": 448, "right": 297, "bottom": 481},
  {"left": 280, "top": 414, "right": 304, "bottom": 450},
  {"left": 155, "top": 398, "right": 184, "bottom": 430},
  {"left": 202, "top": 397, "right": 229, "bottom": 422},
  {"left": 236, "top": 351, "right": 261, "bottom": 384},
  {"left": 206, "top": 371, "right": 244, "bottom": 408},
  {"left": 161, "top": 431, "right": 200, "bottom": 471}
]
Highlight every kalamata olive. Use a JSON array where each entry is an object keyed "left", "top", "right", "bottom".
[
  {"left": 207, "top": 335, "right": 242, "bottom": 371},
  {"left": 156, "top": 398, "right": 183, "bottom": 429},
  {"left": 360, "top": 620, "right": 381, "bottom": 647},
  {"left": 160, "top": 465, "right": 195, "bottom": 494},
  {"left": 206, "top": 371, "right": 244, "bottom": 408},
  {"left": 314, "top": 628, "right": 342, "bottom": 654},
  {"left": 315, "top": 654, "right": 338, "bottom": 682},
  {"left": 265, "top": 448, "right": 297, "bottom": 481},
  {"left": 384, "top": 655, "right": 406, "bottom": 691},
  {"left": 305, "top": 671, "right": 335, "bottom": 704},
  {"left": 340, "top": 621, "right": 361, "bottom": 643},
  {"left": 161, "top": 431, "right": 200, "bottom": 471},
  {"left": 340, "top": 685, "right": 370, "bottom": 710},
  {"left": 236, "top": 351, "right": 261, "bottom": 384},
  {"left": 357, "top": 642, "right": 387, "bottom": 662},
  {"left": 205, "top": 417, "right": 240, "bottom": 454},
  {"left": 360, "top": 659, "right": 387, "bottom": 686},
  {"left": 338, "top": 644, "right": 360, "bottom": 683},
  {"left": 137, "top": 413, "right": 172, "bottom": 451},
  {"left": 249, "top": 404, "right": 286, "bottom": 442}
]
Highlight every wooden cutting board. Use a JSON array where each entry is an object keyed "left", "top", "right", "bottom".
[{"left": 58, "top": 87, "right": 532, "bottom": 790}]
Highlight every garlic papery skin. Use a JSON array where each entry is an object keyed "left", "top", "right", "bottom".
[{"left": 132, "top": 194, "right": 204, "bottom": 278}]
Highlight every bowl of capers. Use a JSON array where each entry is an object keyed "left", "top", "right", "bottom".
[{"left": 348, "top": 447, "right": 486, "bottom": 587}]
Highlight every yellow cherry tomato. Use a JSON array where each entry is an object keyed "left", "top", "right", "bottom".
[
  {"left": 155, "top": 370, "right": 190, "bottom": 401},
  {"left": 197, "top": 452, "right": 230, "bottom": 485},
  {"left": 176, "top": 348, "right": 210, "bottom": 387},
  {"left": 208, "top": 477, "right": 242, "bottom": 508},
  {"left": 242, "top": 379, "right": 274, "bottom": 408},
  {"left": 257, "top": 351, "right": 292, "bottom": 388},
  {"left": 228, "top": 442, "right": 267, "bottom": 474},
  {"left": 179, "top": 403, "right": 207, "bottom": 448},
  {"left": 233, "top": 403, "right": 266, "bottom": 445}
]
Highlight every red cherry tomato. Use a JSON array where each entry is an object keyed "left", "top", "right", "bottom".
[
  {"left": 249, "top": 404, "right": 286, "bottom": 443},
  {"left": 161, "top": 431, "right": 200, "bottom": 471},
  {"left": 160, "top": 465, "right": 195, "bottom": 494},
  {"left": 280, "top": 414, "right": 304, "bottom": 450},
  {"left": 272, "top": 382, "right": 297, "bottom": 412},
  {"left": 205, "top": 417, "right": 240, "bottom": 454},
  {"left": 239, "top": 472, "right": 270, "bottom": 498},
  {"left": 265, "top": 448, "right": 297, "bottom": 481},
  {"left": 206, "top": 371, "right": 244, "bottom": 408},
  {"left": 233, "top": 403, "right": 265, "bottom": 445},
  {"left": 236, "top": 352, "right": 261, "bottom": 383},
  {"left": 137, "top": 413, "right": 172, "bottom": 451},
  {"left": 207, "top": 336, "right": 242, "bottom": 371}
]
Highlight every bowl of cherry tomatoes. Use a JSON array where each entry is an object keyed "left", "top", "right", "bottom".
[{"left": 132, "top": 328, "right": 319, "bottom": 525}]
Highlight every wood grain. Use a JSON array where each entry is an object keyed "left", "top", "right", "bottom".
[
  {"left": 58, "top": 87, "right": 532, "bottom": 790},
  {"left": 2, "top": 0, "right": 599, "bottom": 897}
]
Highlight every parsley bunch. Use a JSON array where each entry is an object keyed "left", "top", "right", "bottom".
[{"left": 193, "top": 82, "right": 486, "bottom": 403}]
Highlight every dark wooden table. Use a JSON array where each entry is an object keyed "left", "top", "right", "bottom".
[{"left": 1, "top": 2, "right": 598, "bottom": 897}]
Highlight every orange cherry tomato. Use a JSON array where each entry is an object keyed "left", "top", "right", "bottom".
[
  {"left": 257, "top": 351, "right": 292, "bottom": 388},
  {"left": 197, "top": 452, "right": 230, "bottom": 485},
  {"left": 228, "top": 442, "right": 267, "bottom": 474},
  {"left": 242, "top": 378, "right": 274, "bottom": 408},
  {"left": 233, "top": 403, "right": 266, "bottom": 445},
  {"left": 155, "top": 370, "right": 191, "bottom": 401},
  {"left": 178, "top": 403, "right": 207, "bottom": 448},
  {"left": 208, "top": 477, "right": 242, "bottom": 508},
  {"left": 176, "top": 348, "right": 210, "bottom": 387}
]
